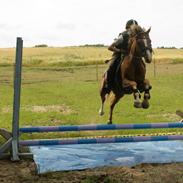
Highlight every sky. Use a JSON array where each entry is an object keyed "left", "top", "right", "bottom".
[{"left": 0, "top": 0, "right": 183, "bottom": 48}]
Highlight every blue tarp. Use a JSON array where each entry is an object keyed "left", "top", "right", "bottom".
[{"left": 30, "top": 141, "right": 183, "bottom": 174}]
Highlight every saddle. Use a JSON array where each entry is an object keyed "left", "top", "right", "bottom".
[{"left": 105, "top": 57, "right": 147, "bottom": 94}]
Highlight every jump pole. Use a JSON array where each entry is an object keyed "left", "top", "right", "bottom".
[
  {"left": 20, "top": 122, "right": 183, "bottom": 133},
  {"left": 19, "top": 135, "right": 183, "bottom": 146},
  {"left": 19, "top": 122, "right": 183, "bottom": 146}
]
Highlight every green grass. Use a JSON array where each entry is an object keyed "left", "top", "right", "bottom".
[
  {"left": 0, "top": 61, "right": 183, "bottom": 141},
  {"left": 171, "top": 58, "right": 183, "bottom": 64}
]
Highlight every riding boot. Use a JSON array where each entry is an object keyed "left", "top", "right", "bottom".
[
  {"left": 104, "top": 68, "right": 113, "bottom": 93},
  {"left": 105, "top": 58, "right": 118, "bottom": 91},
  {"left": 104, "top": 52, "right": 121, "bottom": 92}
]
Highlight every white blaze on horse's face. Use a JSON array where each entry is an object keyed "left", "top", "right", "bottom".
[{"left": 143, "top": 38, "right": 152, "bottom": 63}]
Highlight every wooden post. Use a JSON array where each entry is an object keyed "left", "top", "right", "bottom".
[
  {"left": 153, "top": 58, "right": 156, "bottom": 77},
  {"left": 11, "top": 37, "right": 23, "bottom": 161},
  {"left": 96, "top": 63, "right": 99, "bottom": 81}
]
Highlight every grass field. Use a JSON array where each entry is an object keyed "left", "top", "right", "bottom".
[{"left": 0, "top": 47, "right": 183, "bottom": 141}]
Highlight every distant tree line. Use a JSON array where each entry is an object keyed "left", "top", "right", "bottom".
[
  {"left": 33, "top": 44, "right": 183, "bottom": 49},
  {"left": 79, "top": 44, "right": 107, "bottom": 47},
  {"left": 156, "top": 46, "right": 183, "bottom": 49},
  {"left": 157, "top": 46, "right": 178, "bottom": 49},
  {"left": 35, "top": 44, "right": 48, "bottom": 48},
  {"left": 34, "top": 44, "right": 107, "bottom": 48}
]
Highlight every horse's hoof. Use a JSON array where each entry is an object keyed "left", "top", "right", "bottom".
[
  {"left": 142, "top": 99, "right": 149, "bottom": 109},
  {"left": 107, "top": 120, "right": 112, "bottom": 125},
  {"left": 99, "top": 110, "right": 104, "bottom": 116},
  {"left": 134, "top": 101, "right": 142, "bottom": 108}
]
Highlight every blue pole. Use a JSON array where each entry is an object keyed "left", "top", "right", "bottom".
[
  {"left": 19, "top": 135, "right": 183, "bottom": 146},
  {"left": 19, "top": 122, "right": 182, "bottom": 133}
]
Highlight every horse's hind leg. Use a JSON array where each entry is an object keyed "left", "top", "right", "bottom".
[
  {"left": 108, "top": 94, "right": 123, "bottom": 124},
  {"left": 99, "top": 88, "right": 106, "bottom": 116},
  {"left": 99, "top": 77, "right": 108, "bottom": 116},
  {"left": 142, "top": 79, "right": 152, "bottom": 109}
]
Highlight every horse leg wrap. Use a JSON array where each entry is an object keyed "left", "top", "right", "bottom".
[
  {"left": 144, "top": 90, "right": 150, "bottom": 99},
  {"left": 133, "top": 89, "right": 141, "bottom": 99}
]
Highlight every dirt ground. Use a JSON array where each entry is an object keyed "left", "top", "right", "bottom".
[{"left": 1, "top": 160, "right": 183, "bottom": 183}]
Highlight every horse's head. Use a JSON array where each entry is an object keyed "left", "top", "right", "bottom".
[{"left": 129, "top": 25, "right": 153, "bottom": 63}]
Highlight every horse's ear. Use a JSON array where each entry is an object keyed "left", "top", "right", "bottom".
[{"left": 146, "top": 27, "right": 151, "bottom": 34}]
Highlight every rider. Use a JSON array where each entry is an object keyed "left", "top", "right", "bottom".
[{"left": 105, "top": 19, "right": 138, "bottom": 92}]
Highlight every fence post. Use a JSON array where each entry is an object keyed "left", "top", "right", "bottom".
[
  {"left": 153, "top": 58, "right": 156, "bottom": 77},
  {"left": 96, "top": 63, "right": 99, "bottom": 81},
  {"left": 11, "top": 37, "right": 23, "bottom": 161}
]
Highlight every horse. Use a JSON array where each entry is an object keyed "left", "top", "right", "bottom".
[{"left": 99, "top": 25, "right": 153, "bottom": 124}]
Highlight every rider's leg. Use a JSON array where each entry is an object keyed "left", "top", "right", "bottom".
[{"left": 105, "top": 54, "right": 120, "bottom": 90}]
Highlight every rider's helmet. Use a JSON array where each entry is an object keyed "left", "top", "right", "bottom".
[{"left": 126, "top": 19, "right": 138, "bottom": 29}]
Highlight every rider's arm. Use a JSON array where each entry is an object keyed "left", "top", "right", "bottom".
[
  {"left": 108, "top": 42, "right": 121, "bottom": 53},
  {"left": 108, "top": 34, "right": 123, "bottom": 53}
]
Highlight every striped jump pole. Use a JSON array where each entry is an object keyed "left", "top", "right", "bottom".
[
  {"left": 19, "top": 135, "right": 183, "bottom": 146},
  {"left": 19, "top": 122, "right": 183, "bottom": 133}
]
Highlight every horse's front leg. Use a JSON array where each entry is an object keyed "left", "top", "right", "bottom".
[
  {"left": 123, "top": 79, "right": 142, "bottom": 108},
  {"left": 142, "top": 79, "right": 152, "bottom": 109}
]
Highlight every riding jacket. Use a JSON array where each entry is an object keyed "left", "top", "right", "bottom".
[{"left": 115, "top": 30, "right": 130, "bottom": 54}]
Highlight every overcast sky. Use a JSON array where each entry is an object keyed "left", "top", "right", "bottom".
[{"left": 0, "top": 0, "right": 182, "bottom": 48}]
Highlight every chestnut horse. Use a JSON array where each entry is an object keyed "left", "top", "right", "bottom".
[{"left": 99, "top": 25, "right": 153, "bottom": 124}]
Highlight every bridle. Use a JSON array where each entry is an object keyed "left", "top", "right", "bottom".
[{"left": 129, "top": 31, "right": 152, "bottom": 59}]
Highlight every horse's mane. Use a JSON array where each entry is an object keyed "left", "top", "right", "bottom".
[{"left": 130, "top": 25, "right": 145, "bottom": 36}]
